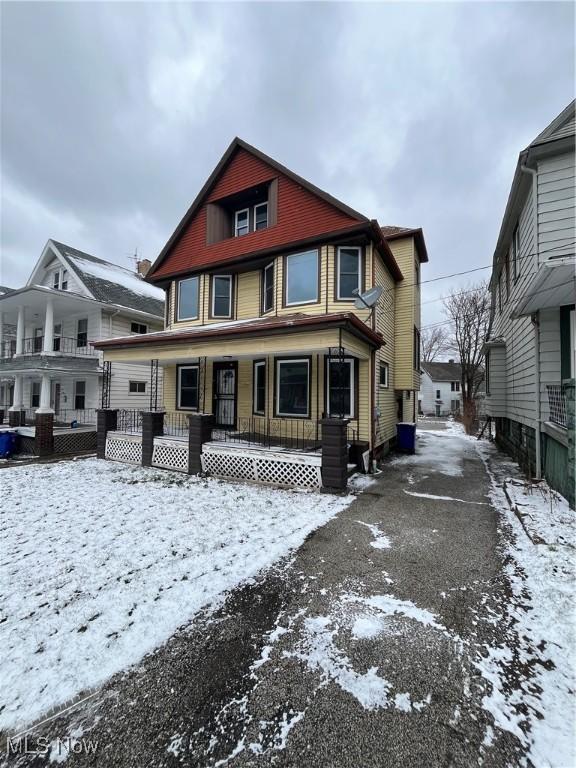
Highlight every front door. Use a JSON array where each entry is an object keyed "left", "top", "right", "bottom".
[{"left": 213, "top": 362, "right": 237, "bottom": 428}]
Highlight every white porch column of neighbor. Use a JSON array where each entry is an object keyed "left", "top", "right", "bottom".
[
  {"left": 15, "top": 305, "right": 24, "bottom": 355},
  {"left": 9, "top": 374, "right": 23, "bottom": 411},
  {"left": 37, "top": 374, "right": 54, "bottom": 414},
  {"left": 42, "top": 299, "right": 54, "bottom": 354}
]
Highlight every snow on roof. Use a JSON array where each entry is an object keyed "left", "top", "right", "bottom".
[{"left": 51, "top": 241, "right": 164, "bottom": 318}]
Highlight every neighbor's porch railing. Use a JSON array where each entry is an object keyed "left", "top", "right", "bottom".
[
  {"left": 2, "top": 337, "right": 99, "bottom": 358},
  {"left": 546, "top": 384, "right": 567, "bottom": 428}
]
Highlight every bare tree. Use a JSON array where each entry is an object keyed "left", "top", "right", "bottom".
[
  {"left": 443, "top": 281, "right": 491, "bottom": 433},
  {"left": 421, "top": 326, "right": 451, "bottom": 363}
]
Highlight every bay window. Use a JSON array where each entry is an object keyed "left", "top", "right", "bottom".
[
  {"left": 337, "top": 246, "right": 361, "bottom": 300},
  {"left": 253, "top": 360, "right": 266, "bottom": 415},
  {"left": 327, "top": 358, "right": 355, "bottom": 418},
  {"left": 212, "top": 275, "right": 232, "bottom": 318},
  {"left": 276, "top": 359, "right": 310, "bottom": 417},
  {"left": 177, "top": 365, "right": 199, "bottom": 410},
  {"left": 285, "top": 250, "right": 318, "bottom": 306},
  {"left": 177, "top": 276, "right": 199, "bottom": 321}
]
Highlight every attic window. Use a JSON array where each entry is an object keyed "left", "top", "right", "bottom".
[
  {"left": 61, "top": 270, "right": 68, "bottom": 290},
  {"left": 234, "top": 209, "right": 249, "bottom": 237},
  {"left": 206, "top": 179, "right": 277, "bottom": 245},
  {"left": 53, "top": 271, "right": 60, "bottom": 289}
]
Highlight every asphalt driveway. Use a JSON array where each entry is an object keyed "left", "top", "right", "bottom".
[{"left": 1, "top": 420, "right": 542, "bottom": 767}]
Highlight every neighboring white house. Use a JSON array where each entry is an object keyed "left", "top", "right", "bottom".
[
  {"left": 420, "top": 360, "right": 463, "bottom": 416},
  {"left": 0, "top": 240, "right": 165, "bottom": 421},
  {"left": 484, "top": 100, "right": 575, "bottom": 508}
]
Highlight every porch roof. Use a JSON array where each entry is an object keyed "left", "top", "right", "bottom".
[
  {"left": 93, "top": 312, "right": 383, "bottom": 351},
  {"left": 510, "top": 256, "right": 576, "bottom": 318}
]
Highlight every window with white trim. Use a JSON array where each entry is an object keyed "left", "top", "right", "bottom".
[
  {"left": 253, "top": 360, "right": 266, "bottom": 414},
  {"left": 276, "top": 359, "right": 310, "bottom": 417},
  {"left": 234, "top": 208, "right": 249, "bottom": 237},
  {"left": 129, "top": 381, "right": 146, "bottom": 394},
  {"left": 177, "top": 277, "right": 199, "bottom": 321},
  {"left": 130, "top": 322, "right": 148, "bottom": 334},
  {"left": 286, "top": 250, "right": 318, "bottom": 305},
  {"left": 74, "top": 380, "right": 86, "bottom": 409},
  {"left": 177, "top": 365, "right": 199, "bottom": 410},
  {"left": 379, "top": 362, "right": 389, "bottom": 388},
  {"left": 212, "top": 275, "right": 232, "bottom": 318},
  {"left": 254, "top": 202, "right": 268, "bottom": 231},
  {"left": 451, "top": 381, "right": 460, "bottom": 392},
  {"left": 61, "top": 270, "right": 68, "bottom": 290},
  {"left": 262, "top": 262, "right": 274, "bottom": 313},
  {"left": 327, "top": 358, "right": 355, "bottom": 418},
  {"left": 337, "top": 246, "right": 361, "bottom": 299},
  {"left": 31, "top": 381, "right": 41, "bottom": 408},
  {"left": 77, "top": 318, "right": 88, "bottom": 348}
]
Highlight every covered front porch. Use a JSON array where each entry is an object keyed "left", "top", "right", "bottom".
[{"left": 95, "top": 314, "right": 382, "bottom": 488}]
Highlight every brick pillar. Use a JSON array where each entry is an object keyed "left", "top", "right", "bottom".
[
  {"left": 563, "top": 379, "right": 575, "bottom": 510},
  {"left": 35, "top": 412, "right": 54, "bottom": 457},
  {"left": 141, "top": 411, "right": 165, "bottom": 467},
  {"left": 188, "top": 413, "right": 214, "bottom": 474},
  {"left": 8, "top": 409, "right": 26, "bottom": 427},
  {"left": 320, "top": 418, "right": 350, "bottom": 493},
  {"left": 96, "top": 409, "right": 118, "bottom": 459}
]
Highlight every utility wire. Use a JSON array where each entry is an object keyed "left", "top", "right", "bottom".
[{"left": 387, "top": 239, "right": 576, "bottom": 297}]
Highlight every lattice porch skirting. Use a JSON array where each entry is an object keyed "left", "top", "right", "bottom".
[
  {"left": 201, "top": 443, "right": 322, "bottom": 489},
  {"left": 152, "top": 437, "right": 189, "bottom": 473},
  {"left": 105, "top": 432, "right": 143, "bottom": 465}
]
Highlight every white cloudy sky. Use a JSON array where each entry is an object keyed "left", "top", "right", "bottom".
[{"left": 1, "top": 1, "right": 574, "bottom": 325}]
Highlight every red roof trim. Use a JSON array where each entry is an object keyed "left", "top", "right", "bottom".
[{"left": 93, "top": 312, "right": 383, "bottom": 350}]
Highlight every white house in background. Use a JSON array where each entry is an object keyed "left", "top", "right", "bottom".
[
  {"left": 0, "top": 240, "right": 165, "bottom": 421},
  {"left": 420, "top": 360, "right": 463, "bottom": 416},
  {"left": 484, "top": 99, "right": 575, "bottom": 509}
]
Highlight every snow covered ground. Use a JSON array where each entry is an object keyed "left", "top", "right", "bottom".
[{"left": 0, "top": 458, "right": 353, "bottom": 732}]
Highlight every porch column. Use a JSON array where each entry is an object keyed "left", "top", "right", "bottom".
[
  {"left": 320, "top": 418, "right": 350, "bottom": 493},
  {"left": 97, "top": 409, "right": 118, "bottom": 459},
  {"left": 8, "top": 374, "right": 25, "bottom": 426},
  {"left": 141, "top": 410, "right": 165, "bottom": 467},
  {"left": 15, "top": 306, "right": 24, "bottom": 355},
  {"left": 188, "top": 413, "right": 214, "bottom": 474},
  {"left": 35, "top": 410, "right": 54, "bottom": 456},
  {"left": 43, "top": 299, "right": 54, "bottom": 353},
  {"left": 37, "top": 373, "right": 54, "bottom": 414}
]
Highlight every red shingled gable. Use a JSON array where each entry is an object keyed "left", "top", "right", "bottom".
[{"left": 150, "top": 145, "right": 364, "bottom": 280}]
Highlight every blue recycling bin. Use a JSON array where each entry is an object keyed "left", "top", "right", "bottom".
[
  {"left": 0, "top": 430, "right": 17, "bottom": 458},
  {"left": 396, "top": 422, "right": 416, "bottom": 454}
]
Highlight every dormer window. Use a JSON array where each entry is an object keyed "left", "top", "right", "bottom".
[
  {"left": 234, "top": 209, "right": 249, "bottom": 237},
  {"left": 206, "top": 179, "right": 277, "bottom": 245},
  {"left": 254, "top": 202, "right": 268, "bottom": 231},
  {"left": 53, "top": 270, "right": 60, "bottom": 289}
]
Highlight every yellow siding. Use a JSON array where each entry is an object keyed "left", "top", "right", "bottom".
[
  {"left": 237, "top": 270, "right": 260, "bottom": 319},
  {"left": 374, "top": 252, "right": 397, "bottom": 447},
  {"left": 391, "top": 238, "right": 420, "bottom": 390}
]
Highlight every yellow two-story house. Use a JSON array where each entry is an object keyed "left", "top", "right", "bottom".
[{"left": 95, "top": 138, "right": 427, "bottom": 474}]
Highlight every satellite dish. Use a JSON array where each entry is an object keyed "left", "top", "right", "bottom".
[{"left": 353, "top": 286, "right": 383, "bottom": 310}]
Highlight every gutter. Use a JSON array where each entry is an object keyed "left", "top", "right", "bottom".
[{"left": 520, "top": 162, "right": 542, "bottom": 479}]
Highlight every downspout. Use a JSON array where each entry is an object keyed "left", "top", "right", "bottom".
[{"left": 520, "top": 162, "right": 541, "bottom": 478}]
